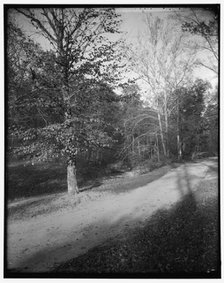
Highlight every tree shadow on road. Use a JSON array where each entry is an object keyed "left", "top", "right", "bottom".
[
  {"left": 52, "top": 165, "right": 219, "bottom": 277},
  {"left": 175, "top": 163, "right": 197, "bottom": 210}
]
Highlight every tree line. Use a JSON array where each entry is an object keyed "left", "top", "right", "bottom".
[{"left": 6, "top": 7, "right": 219, "bottom": 195}]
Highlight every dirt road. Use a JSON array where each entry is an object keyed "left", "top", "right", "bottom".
[{"left": 6, "top": 158, "right": 218, "bottom": 273}]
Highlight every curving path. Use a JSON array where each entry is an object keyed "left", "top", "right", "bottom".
[{"left": 7, "top": 158, "right": 218, "bottom": 273}]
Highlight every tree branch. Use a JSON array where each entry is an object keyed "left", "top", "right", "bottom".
[{"left": 16, "top": 8, "right": 57, "bottom": 43}]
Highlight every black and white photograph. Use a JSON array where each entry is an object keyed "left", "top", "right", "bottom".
[{"left": 4, "top": 3, "right": 220, "bottom": 278}]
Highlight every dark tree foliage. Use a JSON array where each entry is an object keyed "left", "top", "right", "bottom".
[
  {"left": 202, "top": 87, "right": 218, "bottom": 155},
  {"left": 173, "top": 79, "right": 211, "bottom": 159},
  {"left": 7, "top": 8, "right": 124, "bottom": 194}
]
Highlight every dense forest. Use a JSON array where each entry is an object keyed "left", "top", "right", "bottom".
[{"left": 6, "top": 7, "right": 218, "bottom": 197}]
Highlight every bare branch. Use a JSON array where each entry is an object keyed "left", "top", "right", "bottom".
[
  {"left": 195, "top": 60, "right": 218, "bottom": 74},
  {"left": 16, "top": 8, "right": 57, "bottom": 43}
]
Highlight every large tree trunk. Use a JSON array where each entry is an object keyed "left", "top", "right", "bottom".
[
  {"left": 67, "top": 160, "right": 79, "bottom": 194},
  {"left": 62, "top": 73, "right": 79, "bottom": 195}
]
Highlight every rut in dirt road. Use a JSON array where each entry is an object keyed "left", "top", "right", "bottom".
[{"left": 6, "top": 159, "right": 218, "bottom": 273}]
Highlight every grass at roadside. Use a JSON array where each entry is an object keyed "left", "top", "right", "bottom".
[
  {"left": 7, "top": 158, "right": 174, "bottom": 202},
  {"left": 7, "top": 161, "right": 67, "bottom": 201},
  {"left": 7, "top": 163, "right": 172, "bottom": 221}
]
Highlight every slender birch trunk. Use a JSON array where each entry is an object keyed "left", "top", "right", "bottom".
[
  {"left": 177, "top": 93, "right": 182, "bottom": 160},
  {"left": 155, "top": 134, "right": 160, "bottom": 162},
  {"left": 164, "top": 93, "right": 169, "bottom": 158},
  {"left": 157, "top": 112, "right": 166, "bottom": 157}
]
